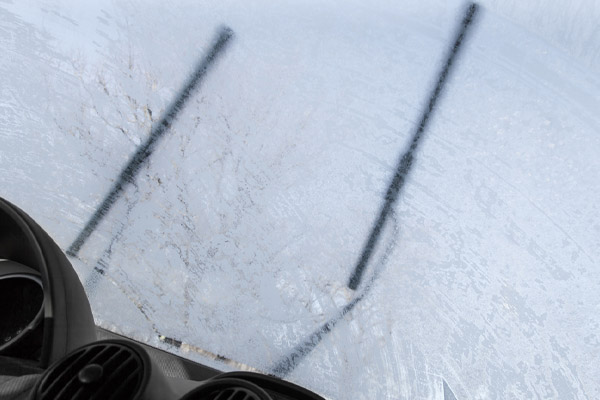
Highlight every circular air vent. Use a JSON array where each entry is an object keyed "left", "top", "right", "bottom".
[
  {"left": 181, "top": 377, "right": 273, "bottom": 400},
  {"left": 213, "top": 372, "right": 326, "bottom": 400},
  {"left": 36, "top": 340, "right": 149, "bottom": 400}
]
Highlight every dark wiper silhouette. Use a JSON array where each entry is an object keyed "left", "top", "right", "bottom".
[
  {"left": 68, "top": 25, "right": 260, "bottom": 372},
  {"left": 272, "top": 2, "right": 480, "bottom": 377},
  {"left": 271, "top": 211, "right": 400, "bottom": 376},
  {"left": 65, "top": 3, "right": 479, "bottom": 380},
  {"left": 67, "top": 26, "right": 234, "bottom": 257},
  {"left": 347, "top": 3, "right": 479, "bottom": 291}
]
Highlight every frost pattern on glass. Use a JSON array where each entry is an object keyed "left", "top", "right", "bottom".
[{"left": 1, "top": 1, "right": 599, "bottom": 399}]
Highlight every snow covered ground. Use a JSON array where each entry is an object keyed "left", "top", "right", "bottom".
[{"left": 1, "top": 1, "right": 599, "bottom": 399}]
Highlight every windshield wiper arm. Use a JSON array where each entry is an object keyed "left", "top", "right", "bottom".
[
  {"left": 66, "top": 26, "right": 234, "bottom": 257},
  {"left": 347, "top": 2, "right": 479, "bottom": 290},
  {"left": 273, "top": 2, "right": 480, "bottom": 376}
]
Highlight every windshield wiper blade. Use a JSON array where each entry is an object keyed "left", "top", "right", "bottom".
[
  {"left": 272, "top": 210, "right": 400, "bottom": 376},
  {"left": 66, "top": 26, "right": 234, "bottom": 257},
  {"left": 273, "top": 2, "right": 480, "bottom": 376},
  {"left": 347, "top": 2, "right": 479, "bottom": 290}
]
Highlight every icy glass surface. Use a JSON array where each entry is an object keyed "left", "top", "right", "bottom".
[{"left": 1, "top": 1, "right": 599, "bottom": 399}]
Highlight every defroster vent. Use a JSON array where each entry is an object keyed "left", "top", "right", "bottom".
[{"left": 36, "top": 340, "right": 149, "bottom": 400}]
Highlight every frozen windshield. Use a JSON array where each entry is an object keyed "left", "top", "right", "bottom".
[{"left": 2, "top": 0, "right": 599, "bottom": 399}]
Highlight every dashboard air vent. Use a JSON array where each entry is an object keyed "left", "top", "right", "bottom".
[
  {"left": 36, "top": 340, "right": 147, "bottom": 400},
  {"left": 181, "top": 377, "right": 273, "bottom": 400}
]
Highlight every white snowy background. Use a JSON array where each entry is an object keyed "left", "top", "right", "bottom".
[{"left": 1, "top": 0, "right": 599, "bottom": 399}]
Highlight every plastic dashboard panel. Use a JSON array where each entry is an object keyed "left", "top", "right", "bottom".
[{"left": 25, "top": 334, "right": 327, "bottom": 400}]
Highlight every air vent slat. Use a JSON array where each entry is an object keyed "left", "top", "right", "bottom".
[
  {"left": 91, "top": 357, "right": 138, "bottom": 400},
  {"left": 102, "top": 349, "right": 132, "bottom": 378},
  {"left": 108, "top": 362, "right": 141, "bottom": 400},
  {"left": 213, "top": 389, "right": 234, "bottom": 400},
  {"left": 41, "top": 350, "right": 84, "bottom": 398},
  {"left": 232, "top": 390, "right": 250, "bottom": 400},
  {"left": 180, "top": 377, "right": 268, "bottom": 400},
  {"left": 37, "top": 340, "right": 146, "bottom": 400},
  {"left": 43, "top": 347, "right": 101, "bottom": 399},
  {"left": 87, "top": 344, "right": 119, "bottom": 366}
]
